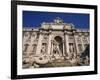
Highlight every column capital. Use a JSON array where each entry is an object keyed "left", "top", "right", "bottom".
[
  {"left": 39, "top": 29, "right": 44, "bottom": 35},
  {"left": 48, "top": 29, "right": 52, "bottom": 34},
  {"left": 64, "top": 30, "right": 69, "bottom": 35}
]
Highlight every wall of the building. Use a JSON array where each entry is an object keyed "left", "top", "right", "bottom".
[{"left": 22, "top": 27, "right": 89, "bottom": 62}]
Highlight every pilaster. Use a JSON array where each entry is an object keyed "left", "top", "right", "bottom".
[
  {"left": 81, "top": 36, "right": 85, "bottom": 51},
  {"left": 47, "top": 30, "right": 52, "bottom": 55},
  {"left": 36, "top": 30, "right": 43, "bottom": 55},
  {"left": 73, "top": 34, "right": 79, "bottom": 55}
]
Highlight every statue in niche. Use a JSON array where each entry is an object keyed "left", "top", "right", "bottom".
[
  {"left": 53, "top": 43, "right": 61, "bottom": 56},
  {"left": 41, "top": 43, "right": 47, "bottom": 54},
  {"left": 69, "top": 43, "right": 74, "bottom": 53},
  {"left": 32, "top": 44, "right": 37, "bottom": 54}
]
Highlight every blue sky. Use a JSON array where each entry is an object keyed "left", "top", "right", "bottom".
[{"left": 23, "top": 11, "right": 89, "bottom": 29}]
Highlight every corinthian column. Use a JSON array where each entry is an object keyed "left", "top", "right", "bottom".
[
  {"left": 74, "top": 35, "right": 79, "bottom": 54},
  {"left": 64, "top": 31, "right": 69, "bottom": 57},
  {"left": 47, "top": 31, "right": 52, "bottom": 55},
  {"left": 36, "top": 30, "right": 43, "bottom": 55}
]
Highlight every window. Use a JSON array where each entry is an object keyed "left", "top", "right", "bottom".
[
  {"left": 82, "top": 37, "right": 87, "bottom": 43},
  {"left": 77, "top": 37, "right": 81, "bottom": 43},
  {"left": 24, "top": 32, "right": 29, "bottom": 37},
  {"left": 32, "top": 44, "right": 37, "bottom": 53},
  {"left": 68, "top": 36, "right": 74, "bottom": 43},
  {"left": 23, "top": 44, "right": 29, "bottom": 52},
  {"left": 24, "top": 32, "right": 31, "bottom": 42},
  {"left": 69, "top": 36, "right": 73, "bottom": 39},
  {"left": 84, "top": 44, "right": 88, "bottom": 49},
  {"left": 31, "top": 33, "right": 35, "bottom": 37}
]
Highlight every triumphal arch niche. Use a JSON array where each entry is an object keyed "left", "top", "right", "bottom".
[{"left": 22, "top": 17, "right": 90, "bottom": 68}]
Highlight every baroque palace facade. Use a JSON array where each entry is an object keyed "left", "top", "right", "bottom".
[{"left": 22, "top": 17, "right": 89, "bottom": 68}]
